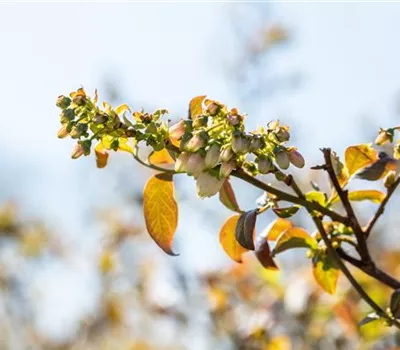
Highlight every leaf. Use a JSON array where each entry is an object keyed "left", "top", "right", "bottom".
[
  {"left": 143, "top": 173, "right": 178, "bottom": 255},
  {"left": 345, "top": 144, "right": 378, "bottom": 176},
  {"left": 95, "top": 142, "right": 109, "bottom": 169},
  {"left": 390, "top": 289, "right": 400, "bottom": 318},
  {"left": 255, "top": 239, "right": 278, "bottom": 270},
  {"left": 115, "top": 104, "right": 130, "bottom": 115},
  {"left": 359, "top": 312, "right": 381, "bottom": 327},
  {"left": 264, "top": 218, "right": 292, "bottom": 241},
  {"left": 272, "top": 227, "right": 317, "bottom": 256},
  {"left": 188, "top": 95, "right": 206, "bottom": 120},
  {"left": 118, "top": 138, "right": 134, "bottom": 153},
  {"left": 235, "top": 210, "right": 257, "bottom": 250},
  {"left": 273, "top": 206, "right": 300, "bottom": 218},
  {"left": 148, "top": 149, "right": 174, "bottom": 165},
  {"left": 312, "top": 251, "right": 339, "bottom": 294},
  {"left": 219, "top": 215, "right": 248, "bottom": 263},
  {"left": 330, "top": 151, "right": 349, "bottom": 186},
  {"left": 219, "top": 179, "right": 241, "bottom": 213},
  {"left": 331, "top": 190, "right": 385, "bottom": 205},
  {"left": 305, "top": 191, "right": 326, "bottom": 206}
]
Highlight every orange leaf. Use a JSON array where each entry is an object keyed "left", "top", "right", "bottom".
[
  {"left": 148, "top": 149, "right": 174, "bottom": 165},
  {"left": 95, "top": 142, "right": 109, "bottom": 169},
  {"left": 345, "top": 144, "right": 378, "bottom": 176},
  {"left": 219, "top": 215, "right": 248, "bottom": 263},
  {"left": 219, "top": 179, "right": 241, "bottom": 213},
  {"left": 143, "top": 173, "right": 178, "bottom": 255},
  {"left": 189, "top": 95, "right": 206, "bottom": 120},
  {"left": 265, "top": 218, "right": 292, "bottom": 241}
]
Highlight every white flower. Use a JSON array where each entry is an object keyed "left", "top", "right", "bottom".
[
  {"left": 169, "top": 120, "right": 185, "bottom": 140},
  {"left": 219, "top": 147, "right": 234, "bottom": 162},
  {"left": 186, "top": 153, "right": 205, "bottom": 177},
  {"left": 205, "top": 144, "right": 220, "bottom": 169},
  {"left": 196, "top": 172, "right": 224, "bottom": 198},
  {"left": 219, "top": 160, "right": 235, "bottom": 178},
  {"left": 175, "top": 152, "right": 190, "bottom": 173},
  {"left": 257, "top": 156, "right": 273, "bottom": 174}
]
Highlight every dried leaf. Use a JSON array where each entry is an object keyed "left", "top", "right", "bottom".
[
  {"left": 219, "top": 179, "right": 241, "bottom": 213},
  {"left": 345, "top": 144, "right": 378, "bottom": 176},
  {"left": 219, "top": 215, "right": 248, "bottom": 263},
  {"left": 235, "top": 210, "right": 257, "bottom": 250},
  {"left": 255, "top": 239, "right": 278, "bottom": 270},
  {"left": 143, "top": 173, "right": 178, "bottom": 255}
]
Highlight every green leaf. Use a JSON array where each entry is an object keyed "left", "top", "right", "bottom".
[
  {"left": 272, "top": 227, "right": 317, "bottom": 256},
  {"left": 219, "top": 179, "right": 242, "bottom": 213},
  {"left": 331, "top": 190, "right": 386, "bottom": 204},
  {"left": 189, "top": 95, "right": 206, "bottom": 120},
  {"left": 312, "top": 251, "right": 339, "bottom": 294},
  {"left": 235, "top": 210, "right": 257, "bottom": 250},
  {"left": 305, "top": 191, "right": 326, "bottom": 206},
  {"left": 272, "top": 206, "right": 300, "bottom": 218}
]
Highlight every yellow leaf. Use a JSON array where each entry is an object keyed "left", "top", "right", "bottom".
[
  {"left": 312, "top": 252, "right": 339, "bottom": 294},
  {"left": 189, "top": 95, "right": 206, "bottom": 120},
  {"left": 118, "top": 137, "right": 133, "bottom": 153},
  {"left": 266, "top": 335, "right": 291, "bottom": 350},
  {"left": 345, "top": 144, "right": 378, "bottom": 176},
  {"left": 331, "top": 190, "right": 385, "bottom": 204},
  {"left": 273, "top": 227, "right": 317, "bottom": 256},
  {"left": 143, "top": 173, "right": 178, "bottom": 255},
  {"left": 305, "top": 191, "right": 326, "bottom": 206},
  {"left": 148, "top": 149, "right": 175, "bottom": 165},
  {"left": 219, "top": 215, "right": 248, "bottom": 263},
  {"left": 265, "top": 218, "right": 292, "bottom": 241},
  {"left": 95, "top": 142, "right": 109, "bottom": 169},
  {"left": 115, "top": 103, "right": 130, "bottom": 115}
]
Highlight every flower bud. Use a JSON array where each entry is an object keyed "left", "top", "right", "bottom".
[
  {"left": 70, "top": 123, "right": 88, "bottom": 138},
  {"left": 186, "top": 153, "right": 205, "bottom": 177},
  {"left": 60, "top": 108, "right": 75, "bottom": 123},
  {"left": 232, "top": 134, "right": 250, "bottom": 154},
  {"left": 276, "top": 150, "right": 290, "bottom": 169},
  {"left": 140, "top": 113, "right": 153, "bottom": 124},
  {"left": 227, "top": 113, "right": 241, "bottom": 126},
  {"left": 207, "top": 102, "right": 220, "bottom": 116},
  {"left": 94, "top": 113, "right": 109, "bottom": 124},
  {"left": 220, "top": 160, "right": 235, "bottom": 178},
  {"left": 384, "top": 170, "right": 396, "bottom": 188},
  {"left": 267, "top": 120, "right": 279, "bottom": 130},
  {"left": 288, "top": 149, "right": 305, "bottom": 168},
  {"left": 184, "top": 131, "right": 208, "bottom": 152},
  {"left": 219, "top": 147, "right": 234, "bottom": 162},
  {"left": 375, "top": 129, "right": 393, "bottom": 146},
  {"left": 72, "top": 95, "right": 87, "bottom": 106},
  {"left": 205, "top": 144, "right": 221, "bottom": 169},
  {"left": 257, "top": 156, "right": 273, "bottom": 174},
  {"left": 175, "top": 152, "right": 190, "bottom": 173},
  {"left": 57, "top": 124, "right": 69, "bottom": 139},
  {"left": 193, "top": 116, "right": 208, "bottom": 129},
  {"left": 275, "top": 126, "right": 290, "bottom": 142},
  {"left": 71, "top": 144, "right": 84, "bottom": 159},
  {"left": 81, "top": 140, "right": 92, "bottom": 156},
  {"left": 56, "top": 95, "right": 71, "bottom": 109},
  {"left": 196, "top": 172, "right": 224, "bottom": 198},
  {"left": 169, "top": 120, "right": 186, "bottom": 140},
  {"left": 249, "top": 135, "right": 265, "bottom": 152}
]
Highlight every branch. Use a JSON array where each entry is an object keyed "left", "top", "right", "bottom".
[
  {"left": 231, "top": 168, "right": 348, "bottom": 224},
  {"left": 321, "top": 148, "right": 371, "bottom": 262},
  {"left": 365, "top": 176, "right": 400, "bottom": 238}
]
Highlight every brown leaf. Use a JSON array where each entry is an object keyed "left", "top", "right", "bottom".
[
  {"left": 235, "top": 210, "right": 257, "bottom": 250},
  {"left": 219, "top": 179, "right": 241, "bottom": 213},
  {"left": 255, "top": 240, "right": 278, "bottom": 270}
]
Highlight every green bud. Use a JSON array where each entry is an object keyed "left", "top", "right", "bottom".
[
  {"left": 81, "top": 140, "right": 92, "bottom": 156},
  {"left": 56, "top": 95, "right": 71, "bottom": 109},
  {"left": 288, "top": 149, "right": 305, "bottom": 168},
  {"left": 276, "top": 150, "right": 290, "bottom": 169},
  {"left": 375, "top": 128, "right": 394, "bottom": 146},
  {"left": 219, "top": 160, "right": 235, "bottom": 178},
  {"left": 61, "top": 108, "right": 75, "bottom": 123},
  {"left": 275, "top": 171, "right": 286, "bottom": 181},
  {"left": 94, "top": 113, "right": 109, "bottom": 124},
  {"left": 275, "top": 126, "right": 290, "bottom": 142},
  {"left": 219, "top": 146, "right": 234, "bottom": 162},
  {"left": 111, "top": 139, "right": 119, "bottom": 151},
  {"left": 205, "top": 144, "right": 221, "bottom": 169},
  {"left": 257, "top": 156, "right": 273, "bottom": 174},
  {"left": 70, "top": 123, "right": 88, "bottom": 138},
  {"left": 193, "top": 115, "right": 208, "bottom": 129},
  {"left": 249, "top": 135, "right": 265, "bottom": 152}
]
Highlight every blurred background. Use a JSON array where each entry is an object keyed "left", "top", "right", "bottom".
[{"left": 1, "top": 2, "right": 400, "bottom": 349}]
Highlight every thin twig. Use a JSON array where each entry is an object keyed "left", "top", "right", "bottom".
[{"left": 365, "top": 176, "right": 400, "bottom": 238}]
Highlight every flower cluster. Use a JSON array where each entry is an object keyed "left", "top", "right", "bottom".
[{"left": 56, "top": 89, "right": 304, "bottom": 198}]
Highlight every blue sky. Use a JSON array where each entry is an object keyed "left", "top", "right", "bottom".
[{"left": 1, "top": 2, "right": 400, "bottom": 344}]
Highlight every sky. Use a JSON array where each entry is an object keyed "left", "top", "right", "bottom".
[{"left": 1, "top": 1, "right": 400, "bottom": 345}]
